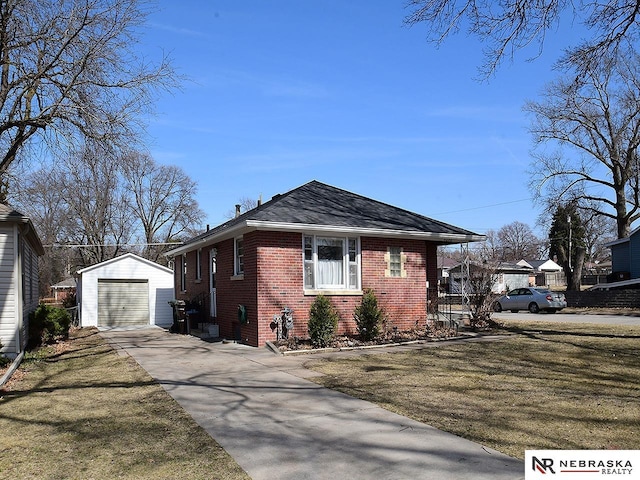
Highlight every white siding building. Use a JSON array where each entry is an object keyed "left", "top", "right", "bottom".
[
  {"left": 0, "top": 205, "right": 44, "bottom": 357},
  {"left": 77, "top": 253, "right": 174, "bottom": 328}
]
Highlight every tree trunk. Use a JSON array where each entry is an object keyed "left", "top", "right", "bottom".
[{"left": 567, "top": 246, "right": 586, "bottom": 291}]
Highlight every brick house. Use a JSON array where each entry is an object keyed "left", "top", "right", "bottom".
[{"left": 166, "top": 181, "right": 484, "bottom": 346}]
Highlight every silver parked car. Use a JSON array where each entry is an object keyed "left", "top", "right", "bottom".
[{"left": 493, "top": 287, "right": 567, "bottom": 313}]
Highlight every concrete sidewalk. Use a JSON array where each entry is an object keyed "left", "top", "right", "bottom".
[{"left": 101, "top": 327, "right": 524, "bottom": 480}]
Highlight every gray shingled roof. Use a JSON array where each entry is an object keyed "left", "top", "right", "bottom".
[
  {"left": 168, "top": 181, "right": 484, "bottom": 255},
  {"left": 0, "top": 203, "right": 26, "bottom": 219}
]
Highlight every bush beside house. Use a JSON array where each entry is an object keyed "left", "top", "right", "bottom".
[
  {"left": 28, "top": 305, "right": 72, "bottom": 348},
  {"left": 308, "top": 295, "right": 339, "bottom": 348},
  {"left": 353, "top": 289, "right": 384, "bottom": 341}
]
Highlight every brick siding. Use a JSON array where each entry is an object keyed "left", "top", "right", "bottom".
[{"left": 175, "top": 230, "right": 440, "bottom": 347}]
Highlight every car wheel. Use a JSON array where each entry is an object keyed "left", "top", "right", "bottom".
[
  {"left": 528, "top": 302, "right": 540, "bottom": 314},
  {"left": 493, "top": 302, "right": 502, "bottom": 312}
]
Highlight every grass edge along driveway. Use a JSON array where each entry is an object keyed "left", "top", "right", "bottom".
[
  {"left": 304, "top": 320, "right": 640, "bottom": 460},
  {"left": 0, "top": 328, "right": 250, "bottom": 480}
]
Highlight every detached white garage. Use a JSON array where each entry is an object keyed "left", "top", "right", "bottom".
[{"left": 77, "top": 253, "right": 174, "bottom": 328}]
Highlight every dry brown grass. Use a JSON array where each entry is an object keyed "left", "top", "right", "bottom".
[
  {"left": 0, "top": 328, "right": 249, "bottom": 480},
  {"left": 305, "top": 320, "right": 640, "bottom": 459}
]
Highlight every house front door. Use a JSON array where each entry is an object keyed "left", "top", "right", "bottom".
[{"left": 209, "top": 248, "right": 217, "bottom": 318}]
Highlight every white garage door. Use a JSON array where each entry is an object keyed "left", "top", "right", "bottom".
[{"left": 97, "top": 279, "right": 149, "bottom": 327}]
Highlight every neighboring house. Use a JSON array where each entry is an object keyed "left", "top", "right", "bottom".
[
  {"left": 448, "top": 261, "right": 532, "bottom": 294},
  {"left": 599, "top": 227, "right": 640, "bottom": 289},
  {"left": 165, "top": 180, "right": 484, "bottom": 347},
  {"left": 50, "top": 277, "right": 77, "bottom": 303},
  {"left": 77, "top": 253, "right": 174, "bottom": 328},
  {"left": 436, "top": 256, "right": 457, "bottom": 294},
  {"left": 0, "top": 204, "right": 44, "bottom": 358},
  {"left": 517, "top": 259, "right": 565, "bottom": 287}
]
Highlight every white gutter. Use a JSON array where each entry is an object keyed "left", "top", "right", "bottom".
[
  {"left": 246, "top": 220, "right": 485, "bottom": 242},
  {"left": 165, "top": 220, "right": 485, "bottom": 257}
]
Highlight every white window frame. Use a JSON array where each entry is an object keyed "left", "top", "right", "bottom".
[
  {"left": 303, "top": 234, "right": 361, "bottom": 293},
  {"left": 234, "top": 236, "right": 244, "bottom": 276},
  {"left": 180, "top": 254, "right": 187, "bottom": 292},
  {"left": 196, "top": 248, "right": 202, "bottom": 281}
]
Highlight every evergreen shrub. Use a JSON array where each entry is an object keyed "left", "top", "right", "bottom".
[
  {"left": 353, "top": 289, "right": 384, "bottom": 341},
  {"left": 308, "top": 295, "right": 338, "bottom": 348},
  {"left": 28, "top": 305, "right": 72, "bottom": 348}
]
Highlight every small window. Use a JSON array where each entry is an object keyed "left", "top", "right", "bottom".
[
  {"left": 235, "top": 237, "right": 244, "bottom": 275},
  {"left": 180, "top": 254, "right": 187, "bottom": 291},
  {"left": 196, "top": 249, "right": 202, "bottom": 280},
  {"left": 389, "top": 247, "right": 402, "bottom": 277},
  {"left": 385, "top": 246, "right": 407, "bottom": 278},
  {"left": 304, "top": 235, "right": 314, "bottom": 289}
]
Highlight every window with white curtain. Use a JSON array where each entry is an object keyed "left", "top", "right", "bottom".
[{"left": 303, "top": 235, "right": 360, "bottom": 290}]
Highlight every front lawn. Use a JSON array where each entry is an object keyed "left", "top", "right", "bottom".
[
  {"left": 305, "top": 320, "right": 640, "bottom": 459},
  {"left": 0, "top": 328, "right": 249, "bottom": 480}
]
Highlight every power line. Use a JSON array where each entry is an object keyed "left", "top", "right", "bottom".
[
  {"left": 43, "top": 242, "right": 183, "bottom": 248},
  {"left": 431, "top": 198, "right": 532, "bottom": 216}
]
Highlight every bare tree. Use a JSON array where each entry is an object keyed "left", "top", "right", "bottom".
[
  {"left": 497, "top": 221, "right": 541, "bottom": 261},
  {"left": 11, "top": 167, "right": 76, "bottom": 296},
  {"left": 527, "top": 50, "right": 640, "bottom": 239},
  {"left": 466, "top": 261, "right": 500, "bottom": 328},
  {"left": 404, "top": 0, "right": 640, "bottom": 78},
  {"left": 11, "top": 146, "right": 203, "bottom": 289},
  {"left": 225, "top": 196, "right": 259, "bottom": 219},
  {"left": 0, "top": 0, "right": 175, "bottom": 175},
  {"left": 60, "top": 144, "right": 134, "bottom": 266},
  {"left": 122, "top": 151, "right": 204, "bottom": 263},
  {"left": 473, "top": 229, "right": 500, "bottom": 260}
]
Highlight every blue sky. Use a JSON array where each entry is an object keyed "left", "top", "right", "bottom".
[{"left": 140, "top": 1, "right": 580, "bottom": 238}]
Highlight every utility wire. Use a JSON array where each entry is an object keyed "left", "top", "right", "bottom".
[
  {"left": 431, "top": 198, "right": 532, "bottom": 216},
  {"left": 43, "top": 242, "right": 183, "bottom": 248}
]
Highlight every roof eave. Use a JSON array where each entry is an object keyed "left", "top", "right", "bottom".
[
  {"left": 605, "top": 237, "right": 629, "bottom": 248},
  {"left": 247, "top": 220, "right": 485, "bottom": 243},
  {"left": 165, "top": 222, "right": 247, "bottom": 257},
  {"left": 165, "top": 220, "right": 485, "bottom": 257}
]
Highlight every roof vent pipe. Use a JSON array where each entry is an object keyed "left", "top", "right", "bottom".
[{"left": 235, "top": 204, "right": 241, "bottom": 218}]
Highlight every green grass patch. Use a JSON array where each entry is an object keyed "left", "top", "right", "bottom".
[
  {"left": 305, "top": 321, "right": 640, "bottom": 459},
  {"left": 0, "top": 328, "right": 249, "bottom": 480}
]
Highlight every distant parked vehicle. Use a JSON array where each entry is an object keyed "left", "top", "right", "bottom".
[{"left": 493, "top": 287, "right": 567, "bottom": 313}]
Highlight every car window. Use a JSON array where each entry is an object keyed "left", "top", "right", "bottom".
[
  {"left": 507, "top": 289, "right": 519, "bottom": 296},
  {"left": 523, "top": 288, "right": 533, "bottom": 295}
]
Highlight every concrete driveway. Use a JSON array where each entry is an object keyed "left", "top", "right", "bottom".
[
  {"left": 493, "top": 311, "right": 640, "bottom": 326},
  {"left": 101, "top": 327, "right": 524, "bottom": 480}
]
